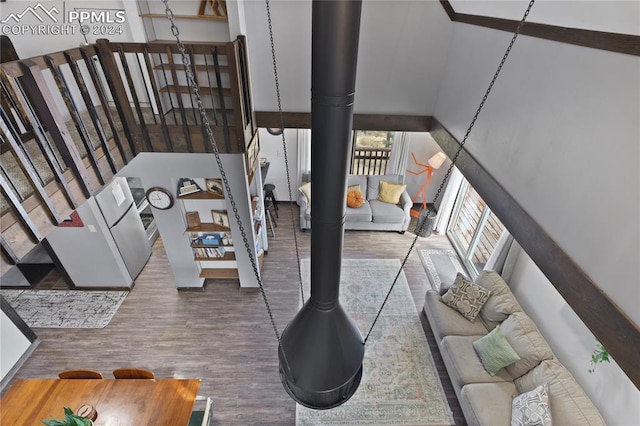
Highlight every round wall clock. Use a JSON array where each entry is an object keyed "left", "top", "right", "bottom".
[{"left": 145, "top": 187, "right": 174, "bottom": 210}]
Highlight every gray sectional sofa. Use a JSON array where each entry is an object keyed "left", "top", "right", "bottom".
[
  {"left": 297, "top": 174, "right": 412, "bottom": 232},
  {"left": 423, "top": 270, "right": 605, "bottom": 426}
]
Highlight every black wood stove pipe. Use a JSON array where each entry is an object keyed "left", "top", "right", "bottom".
[{"left": 278, "top": 0, "right": 364, "bottom": 410}]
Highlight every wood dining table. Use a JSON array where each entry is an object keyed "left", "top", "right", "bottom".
[{"left": 0, "top": 378, "right": 201, "bottom": 425}]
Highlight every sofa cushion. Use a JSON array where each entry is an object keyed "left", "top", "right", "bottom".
[
  {"left": 460, "top": 382, "right": 517, "bottom": 426},
  {"left": 511, "top": 383, "right": 552, "bottom": 426},
  {"left": 516, "top": 360, "right": 605, "bottom": 425},
  {"left": 441, "top": 276, "right": 491, "bottom": 322},
  {"left": 473, "top": 326, "right": 521, "bottom": 376},
  {"left": 424, "top": 290, "right": 488, "bottom": 342},
  {"left": 299, "top": 182, "right": 311, "bottom": 205},
  {"left": 369, "top": 199, "right": 406, "bottom": 224},
  {"left": 347, "top": 175, "right": 368, "bottom": 196},
  {"left": 440, "top": 335, "right": 513, "bottom": 390},
  {"left": 366, "top": 174, "right": 403, "bottom": 200},
  {"left": 501, "top": 312, "right": 554, "bottom": 379},
  {"left": 345, "top": 200, "right": 372, "bottom": 222},
  {"left": 377, "top": 180, "right": 407, "bottom": 204},
  {"left": 475, "top": 270, "right": 523, "bottom": 329}
]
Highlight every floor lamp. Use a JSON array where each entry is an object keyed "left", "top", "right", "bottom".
[{"left": 407, "top": 151, "right": 447, "bottom": 218}]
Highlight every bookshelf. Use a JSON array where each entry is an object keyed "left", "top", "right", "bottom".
[{"left": 176, "top": 167, "right": 266, "bottom": 285}]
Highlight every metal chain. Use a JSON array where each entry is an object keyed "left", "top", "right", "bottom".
[
  {"left": 365, "top": 0, "right": 536, "bottom": 342},
  {"left": 265, "top": 0, "right": 306, "bottom": 305},
  {"left": 162, "top": 0, "right": 281, "bottom": 342}
]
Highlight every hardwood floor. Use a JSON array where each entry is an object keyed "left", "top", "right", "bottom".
[{"left": 5, "top": 203, "right": 466, "bottom": 425}]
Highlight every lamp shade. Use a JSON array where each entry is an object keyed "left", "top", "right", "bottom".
[{"left": 427, "top": 152, "right": 447, "bottom": 170}]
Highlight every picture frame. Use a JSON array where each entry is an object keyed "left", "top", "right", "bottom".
[
  {"left": 186, "top": 211, "right": 201, "bottom": 229},
  {"left": 205, "top": 178, "right": 224, "bottom": 196},
  {"left": 211, "top": 210, "right": 230, "bottom": 229}
]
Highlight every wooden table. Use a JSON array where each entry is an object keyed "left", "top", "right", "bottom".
[{"left": 0, "top": 378, "right": 200, "bottom": 425}]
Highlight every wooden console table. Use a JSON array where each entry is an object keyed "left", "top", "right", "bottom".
[{"left": 0, "top": 378, "right": 200, "bottom": 425}]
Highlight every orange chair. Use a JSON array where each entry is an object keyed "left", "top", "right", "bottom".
[
  {"left": 58, "top": 369, "right": 103, "bottom": 379},
  {"left": 113, "top": 367, "right": 155, "bottom": 379}
]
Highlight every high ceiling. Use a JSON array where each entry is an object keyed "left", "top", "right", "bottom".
[{"left": 449, "top": 0, "right": 640, "bottom": 36}]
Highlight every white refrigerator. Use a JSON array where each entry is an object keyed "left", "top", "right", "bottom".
[{"left": 46, "top": 177, "right": 152, "bottom": 288}]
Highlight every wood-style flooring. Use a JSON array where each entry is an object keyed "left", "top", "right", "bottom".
[{"left": 5, "top": 203, "right": 466, "bottom": 425}]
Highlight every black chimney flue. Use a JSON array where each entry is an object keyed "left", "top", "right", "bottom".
[{"left": 278, "top": 0, "right": 364, "bottom": 410}]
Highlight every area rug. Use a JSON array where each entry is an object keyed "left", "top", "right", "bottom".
[
  {"left": 418, "top": 249, "right": 466, "bottom": 291},
  {"left": 296, "top": 259, "right": 454, "bottom": 425},
  {"left": 0, "top": 290, "right": 128, "bottom": 328}
]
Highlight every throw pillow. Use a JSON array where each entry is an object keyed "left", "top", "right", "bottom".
[
  {"left": 511, "top": 383, "right": 552, "bottom": 426},
  {"left": 377, "top": 180, "right": 406, "bottom": 204},
  {"left": 473, "top": 325, "right": 521, "bottom": 376},
  {"left": 439, "top": 272, "right": 468, "bottom": 296},
  {"left": 346, "top": 189, "right": 365, "bottom": 208},
  {"left": 299, "top": 182, "right": 311, "bottom": 205},
  {"left": 348, "top": 184, "right": 361, "bottom": 193},
  {"left": 440, "top": 275, "right": 491, "bottom": 322}
]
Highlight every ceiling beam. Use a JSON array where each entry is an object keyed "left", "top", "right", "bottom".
[
  {"left": 255, "top": 112, "right": 432, "bottom": 132},
  {"left": 440, "top": 0, "right": 640, "bottom": 57}
]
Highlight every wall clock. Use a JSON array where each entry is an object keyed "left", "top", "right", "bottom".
[{"left": 145, "top": 187, "right": 174, "bottom": 210}]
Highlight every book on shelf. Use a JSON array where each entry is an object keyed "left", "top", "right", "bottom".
[{"left": 193, "top": 246, "right": 227, "bottom": 259}]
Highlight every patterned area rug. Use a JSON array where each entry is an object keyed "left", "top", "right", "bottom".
[
  {"left": 296, "top": 259, "right": 454, "bottom": 425},
  {"left": 418, "top": 249, "right": 466, "bottom": 291},
  {"left": 1, "top": 290, "right": 128, "bottom": 328}
]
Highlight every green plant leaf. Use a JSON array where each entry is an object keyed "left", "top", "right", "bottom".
[{"left": 42, "top": 420, "right": 64, "bottom": 426}]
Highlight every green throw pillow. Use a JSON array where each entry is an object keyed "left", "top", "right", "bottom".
[{"left": 473, "top": 325, "right": 521, "bottom": 376}]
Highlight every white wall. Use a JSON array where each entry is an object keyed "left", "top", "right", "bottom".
[
  {"left": 434, "top": 23, "right": 640, "bottom": 327},
  {"left": 0, "top": 0, "right": 136, "bottom": 59},
  {"left": 259, "top": 128, "right": 299, "bottom": 202},
  {"left": 242, "top": 0, "right": 452, "bottom": 114},
  {"left": 508, "top": 247, "right": 640, "bottom": 425},
  {"left": 0, "top": 310, "right": 32, "bottom": 382},
  {"left": 139, "top": 0, "right": 230, "bottom": 42},
  {"left": 449, "top": 0, "right": 640, "bottom": 36}
]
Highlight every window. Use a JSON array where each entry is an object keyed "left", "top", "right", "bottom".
[
  {"left": 350, "top": 130, "right": 394, "bottom": 175},
  {"left": 447, "top": 179, "right": 505, "bottom": 277}
]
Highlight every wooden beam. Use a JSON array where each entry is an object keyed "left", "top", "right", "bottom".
[
  {"left": 429, "top": 119, "right": 640, "bottom": 389},
  {"left": 94, "top": 39, "right": 141, "bottom": 156},
  {"left": 63, "top": 52, "right": 118, "bottom": 173},
  {"left": 439, "top": 0, "right": 640, "bottom": 57},
  {"left": 0, "top": 174, "right": 42, "bottom": 242},
  {"left": 44, "top": 55, "right": 106, "bottom": 186},
  {"left": 79, "top": 47, "right": 131, "bottom": 164},
  {"left": 256, "top": 112, "right": 432, "bottom": 132},
  {"left": 117, "top": 46, "right": 153, "bottom": 152},
  {"left": 0, "top": 124, "right": 61, "bottom": 225},
  {"left": 0, "top": 72, "right": 78, "bottom": 209},
  {"left": 18, "top": 60, "right": 93, "bottom": 198},
  {"left": 142, "top": 45, "right": 173, "bottom": 152}
]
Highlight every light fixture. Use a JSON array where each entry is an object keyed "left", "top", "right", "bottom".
[
  {"left": 407, "top": 151, "right": 447, "bottom": 218},
  {"left": 278, "top": 0, "right": 365, "bottom": 410},
  {"left": 427, "top": 152, "right": 447, "bottom": 169},
  {"left": 266, "top": 127, "right": 284, "bottom": 136}
]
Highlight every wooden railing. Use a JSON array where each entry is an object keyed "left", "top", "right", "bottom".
[
  {"left": 350, "top": 147, "right": 391, "bottom": 175},
  {"left": 0, "top": 37, "right": 256, "bottom": 273}
]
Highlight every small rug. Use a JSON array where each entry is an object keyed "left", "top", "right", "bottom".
[
  {"left": 296, "top": 259, "right": 454, "bottom": 425},
  {"left": 418, "top": 249, "right": 466, "bottom": 291},
  {"left": 0, "top": 290, "right": 128, "bottom": 328}
]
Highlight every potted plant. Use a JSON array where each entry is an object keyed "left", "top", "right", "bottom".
[
  {"left": 588, "top": 341, "right": 610, "bottom": 373},
  {"left": 42, "top": 407, "right": 92, "bottom": 426}
]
